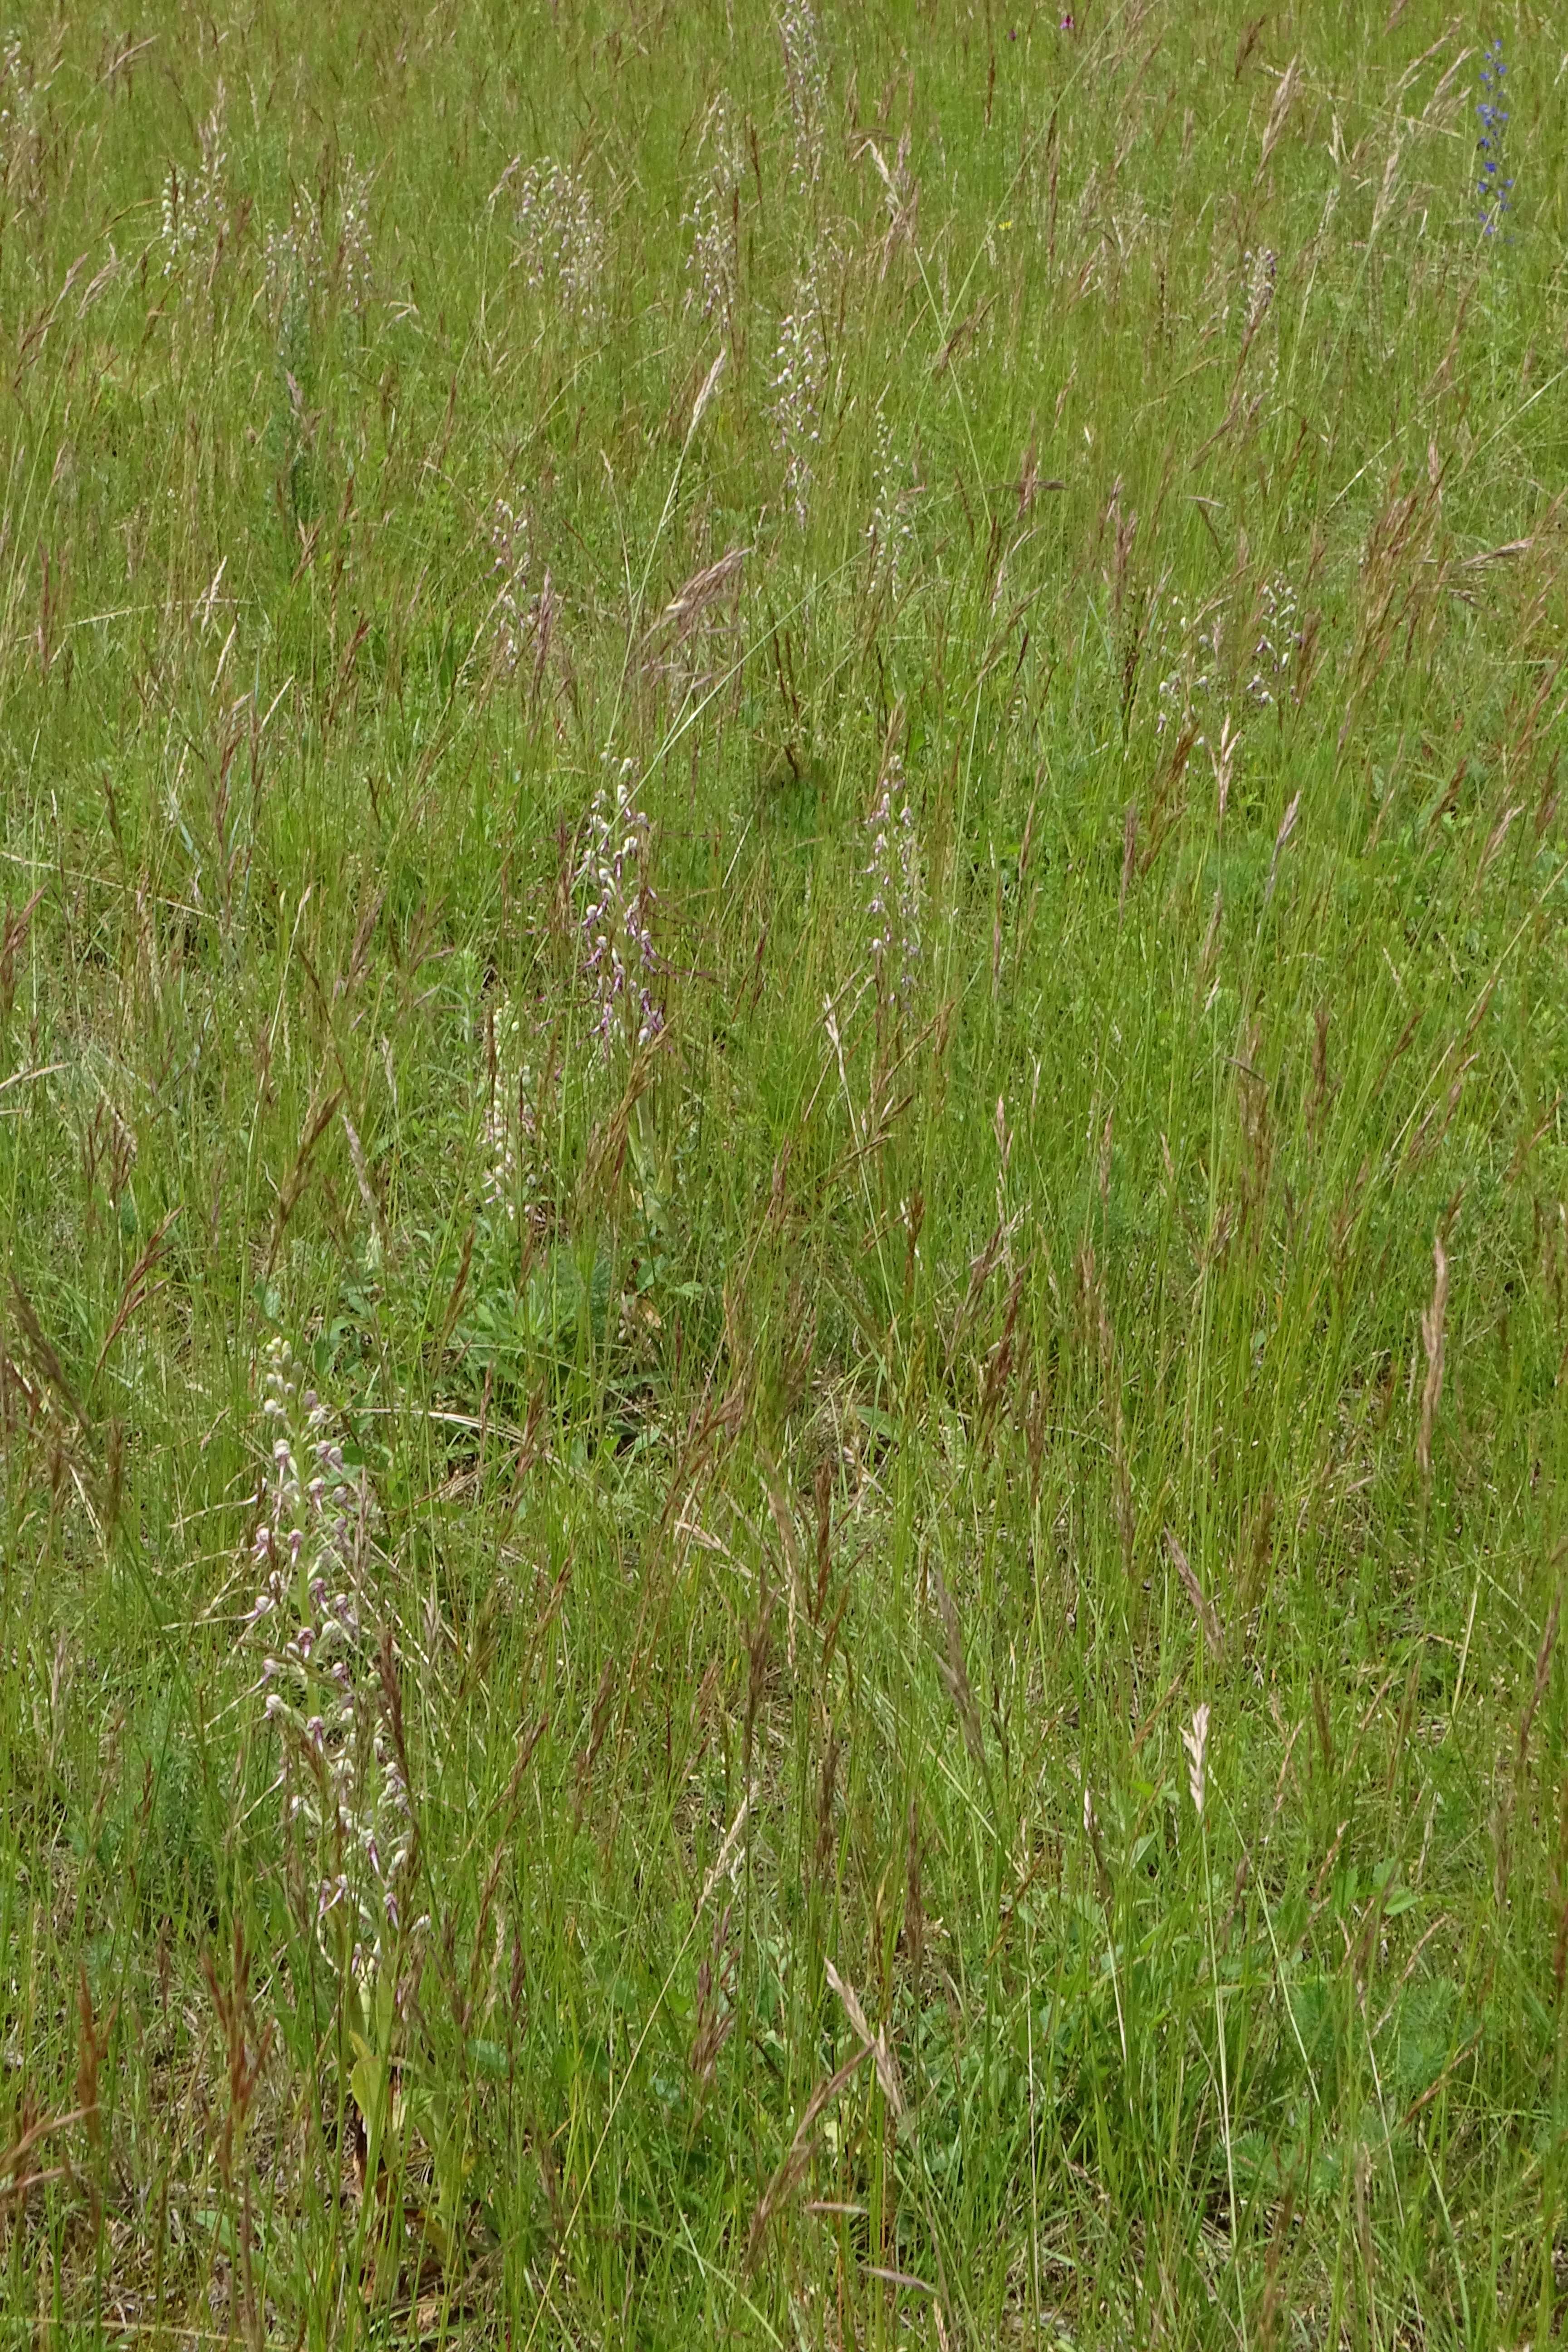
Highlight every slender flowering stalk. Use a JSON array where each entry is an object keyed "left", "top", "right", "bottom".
[
  {"left": 685, "top": 95, "right": 742, "bottom": 334},
  {"left": 264, "top": 154, "right": 376, "bottom": 323},
  {"left": 479, "top": 991, "right": 537, "bottom": 1221},
  {"left": 246, "top": 1339, "right": 412, "bottom": 1975},
  {"left": 1184, "top": 1702, "right": 1240, "bottom": 2302},
  {"left": 864, "top": 739, "right": 923, "bottom": 1017},
  {"left": 1246, "top": 575, "right": 1300, "bottom": 709},
  {"left": 779, "top": 0, "right": 827, "bottom": 195},
  {"left": 1475, "top": 41, "right": 1513, "bottom": 236},
  {"left": 0, "top": 34, "right": 52, "bottom": 172},
  {"left": 263, "top": 203, "right": 312, "bottom": 325},
  {"left": 770, "top": 268, "right": 826, "bottom": 529},
  {"left": 1154, "top": 598, "right": 1223, "bottom": 746},
  {"left": 338, "top": 153, "right": 375, "bottom": 315},
  {"left": 488, "top": 497, "right": 558, "bottom": 696},
  {"left": 576, "top": 758, "right": 662, "bottom": 1053},
  {"left": 1242, "top": 245, "right": 1276, "bottom": 338},
  {"left": 867, "top": 409, "right": 916, "bottom": 603},
  {"left": 161, "top": 83, "right": 228, "bottom": 279},
  {"left": 512, "top": 158, "right": 608, "bottom": 327}
]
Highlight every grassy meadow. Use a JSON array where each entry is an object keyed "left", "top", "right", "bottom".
[{"left": 2, "top": 0, "right": 1568, "bottom": 2340}]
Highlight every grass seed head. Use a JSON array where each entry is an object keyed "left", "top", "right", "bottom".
[{"left": 1182, "top": 1704, "right": 1210, "bottom": 1819}]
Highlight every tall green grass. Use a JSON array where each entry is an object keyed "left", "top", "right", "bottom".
[{"left": 1, "top": 0, "right": 1567, "bottom": 2341}]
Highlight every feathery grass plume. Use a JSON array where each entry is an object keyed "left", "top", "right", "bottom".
[
  {"left": 1210, "top": 712, "right": 1240, "bottom": 840},
  {"left": 339, "top": 1102, "right": 383, "bottom": 1258},
  {"left": 1417, "top": 1230, "right": 1450, "bottom": 1483},
  {"left": 1168, "top": 1529, "right": 1223, "bottom": 1655},
  {"left": 1235, "top": 243, "right": 1280, "bottom": 398},
  {"left": 1243, "top": 245, "right": 1277, "bottom": 333},
  {"left": 263, "top": 201, "right": 311, "bottom": 327},
  {"left": 688, "top": 1903, "right": 736, "bottom": 2098},
  {"left": 1181, "top": 1703, "right": 1210, "bottom": 1818},
  {"left": 867, "top": 125, "right": 919, "bottom": 281},
  {"left": 823, "top": 1957, "right": 904, "bottom": 2115},
  {"left": 745, "top": 2042, "right": 869, "bottom": 2270},
  {"left": 1256, "top": 54, "right": 1299, "bottom": 177},
  {"left": 645, "top": 543, "right": 746, "bottom": 701},
  {"left": 488, "top": 495, "right": 531, "bottom": 673},
  {"left": 1264, "top": 789, "right": 1302, "bottom": 905}
]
